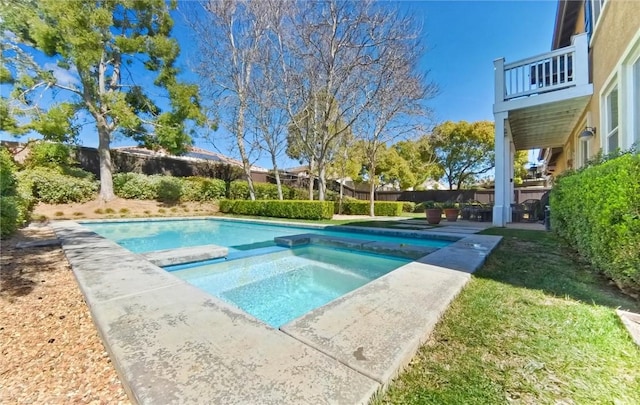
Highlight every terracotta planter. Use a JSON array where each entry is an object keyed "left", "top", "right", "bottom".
[
  {"left": 425, "top": 208, "right": 442, "bottom": 225},
  {"left": 443, "top": 208, "right": 460, "bottom": 222}
]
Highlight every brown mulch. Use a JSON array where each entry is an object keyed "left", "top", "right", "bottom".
[{"left": 0, "top": 224, "right": 130, "bottom": 404}]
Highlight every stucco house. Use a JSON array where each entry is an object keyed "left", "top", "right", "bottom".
[{"left": 492, "top": 0, "right": 640, "bottom": 226}]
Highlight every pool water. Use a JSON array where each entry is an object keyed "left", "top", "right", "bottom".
[
  {"left": 84, "top": 218, "right": 452, "bottom": 253},
  {"left": 172, "top": 245, "right": 410, "bottom": 327}
]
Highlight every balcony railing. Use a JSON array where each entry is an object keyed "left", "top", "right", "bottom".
[{"left": 495, "top": 33, "right": 589, "bottom": 103}]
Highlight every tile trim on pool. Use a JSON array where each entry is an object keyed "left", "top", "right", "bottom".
[{"left": 52, "top": 218, "right": 502, "bottom": 404}]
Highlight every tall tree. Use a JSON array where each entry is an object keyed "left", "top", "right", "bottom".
[
  {"left": 184, "top": 0, "right": 273, "bottom": 201},
  {"left": 278, "top": 0, "right": 434, "bottom": 202},
  {"left": 393, "top": 137, "right": 442, "bottom": 190},
  {"left": 0, "top": 0, "right": 204, "bottom": 201},
  {"left": 351, "top": 3, "right": 436, "bottom": 215},
  {"left": 431, "top": 120, "right": 495, "bottom": 190}
]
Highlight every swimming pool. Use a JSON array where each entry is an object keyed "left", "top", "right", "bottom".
[
  {"left": 172, "top": 245, "right": 410, "bottom": 327},
  {"left": 84, "top": 218, "right": 453, "bottom": 253}
]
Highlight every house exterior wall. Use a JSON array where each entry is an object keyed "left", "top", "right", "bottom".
[{"left": 556, "top": 0, "right": 640, "bottom": 169}]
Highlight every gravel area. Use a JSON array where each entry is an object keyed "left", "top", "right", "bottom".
[{"left": 0, "top": 224, "right": 130, "bottom": 404}]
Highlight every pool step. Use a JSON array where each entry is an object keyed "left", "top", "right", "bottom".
[
  {"left": 275, "top": 234, "right": 437, "bottom": 260},
  {"left": 142, "top": 244, "right": 228, "bottom": 267}
]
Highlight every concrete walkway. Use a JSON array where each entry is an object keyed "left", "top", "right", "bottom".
[{"left": 52, "top": 218, "right": 502, "bottom": 404}]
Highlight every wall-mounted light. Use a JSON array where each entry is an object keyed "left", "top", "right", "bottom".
[{"left": 579, "top": 126, "right": 596, "bottom": 141}]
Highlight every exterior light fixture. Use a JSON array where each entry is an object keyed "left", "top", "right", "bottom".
[{"left": 579, "top": 126, "right": 596, "bottom": 141}]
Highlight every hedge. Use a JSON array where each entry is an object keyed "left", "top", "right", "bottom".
[
  {"left": 18, "top": 168, "right": 98, "bottom": 204},
  {"left": 219, "top": 199, "right": 334, "bottom": 220},
  {"left": 337, "top": 200, "right": 403, "bottom": 216},
  {"left": 1, "top": 148, "right": 33, "bottom": 238},
  {"left": 550, "top": 153, "right": 640, "bottom": 291},
  {"left": 181, "top": 177, "right": 226, "bottom": 201},
  {"left": 113, "top": 172, "right": 159, "bottom": 200}
]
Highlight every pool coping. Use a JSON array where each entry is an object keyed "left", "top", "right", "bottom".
[{"left": 53, "top": 217, "right": 502, "bottom": 404}]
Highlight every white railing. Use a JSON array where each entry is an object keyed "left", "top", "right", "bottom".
[{"left": 495, "top": 33, "right": 589, "bottom": 102}]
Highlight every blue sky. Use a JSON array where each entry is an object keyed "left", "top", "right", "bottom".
[{"left": 2, "top": 0, "right": 558, "bottom": 168}]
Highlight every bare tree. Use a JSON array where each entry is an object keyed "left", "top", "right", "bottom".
[
  {"left": 246, "top": 44, "right": 289, "bottom": 199},
  {"left": 183, "top": 0, "right": 270, "bottom": 200},
  {"left": 351, "top": 5, "right": 437, "bottom": 216},
  {"left": 275, "top": 1, "right": 375, "bottom": 200}
]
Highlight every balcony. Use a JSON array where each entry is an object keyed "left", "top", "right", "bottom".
[{"left": 493, "top": 33, "right": 593, "bottom": 150}]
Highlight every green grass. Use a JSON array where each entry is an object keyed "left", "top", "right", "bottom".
[{"left": 376, "top": 228, "right": 640, "bottom": 405}]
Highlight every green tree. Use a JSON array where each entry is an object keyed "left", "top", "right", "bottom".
[
  {"left": 375, "top": 146, "right": 416, "bottom": 190},
  {"left": 431, "top": 120, "right": 495, "bottom": 190},
  {"left": 0, "top": 0, "right": 204, "bottom": 201},
  {"left": 393, "top": 138, "right": 443, "bottom": 190},
  {"left": 513, "top": 150, "right": 530, "bottom": 186}
]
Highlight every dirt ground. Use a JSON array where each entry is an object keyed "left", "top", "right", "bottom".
[
  {"left": 0, "top": 199, "right": 219, "bottom": 403},
  {"left": 33, "top": 197, "right": 220, "bottom": 221}
]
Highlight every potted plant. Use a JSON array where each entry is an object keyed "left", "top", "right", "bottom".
[
  {"left": 423, "top": 201, "right": 442, "bottom": 225},
  {"left": 442, "top": 201, "right": 460, "bottom": 222}
]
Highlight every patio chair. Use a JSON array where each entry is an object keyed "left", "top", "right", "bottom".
[{"left": 511, "top": 199, "right": 541, "bottom": 222}]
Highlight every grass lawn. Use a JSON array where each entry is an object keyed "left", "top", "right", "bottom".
[{"left": 376, "top": 228, "right": 640, "bottom": 404}]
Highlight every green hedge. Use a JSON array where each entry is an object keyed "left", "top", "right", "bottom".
[
  {"left": 18, "top": 168, "right": 98, "bottom": 204},
  {"left": 228, "top": 180, "right": 294, "bottom": 200},
  {"left": 550, "top": 153, "right": 640, "bottom": 291},
  {"left": 337, "top": 200, "right": 403, "bottom": 216},
  {"left": 1, "top": 148, "right": 33, "bottom": 238},
  {"left": 181, "top": 177, "right": 226, "bottom": 201},
  {"left": 219, "top": 199, "right": 334, "bottom": 220},
  {"left": 114, "top": 173, "right": 228, "bottom": 203},
  {"left": 113, "top": 172, "right": 160, "bottom": 200}
]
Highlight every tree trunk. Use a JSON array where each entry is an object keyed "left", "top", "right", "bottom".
[
  {"left": 97, "top": 125, "right": 115, "bottom": 202},
  {"left": 369, "top": 163, "right": 376, "bottom": 217},
  {"left": 307, "top": 160, "right": 315, "bottom": 200},
  {"left": 317, "top": 163, "right": 326, "bottom": 201},
  {"left": 271, "top": 154, "right": 283, "bottom": 200},
  {"left": 236, "top": 101, "right": 256, "bottom": 200},
  {"left": 338, "top": 179, "right": 344, "bottom": 214}
]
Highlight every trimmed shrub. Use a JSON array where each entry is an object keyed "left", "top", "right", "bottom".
[
  {"left": 18, "top": 168, "right": 98, "bottom": 204},
  {"left": 337, "top": 200, "right": 403, "bottom": 216},
  {"left": 228, "top": 180, "right": 250, "bottom": 199},
  {"left": 402, "top": 201, "right": 416, "bottom": 213},
  {"left": 228, "top": 180, "right": 294, "bottom": 200},
  {"left": 113, "top": 172, "right": 159, "bottom": 200},
  {"left": 181, "top": 177, "right": 226, "bottom": 201},
  {"left": 219, "top": 199, "right": 334, "bottom": 220},
  {"left": 157, "top": 177, "right": 182, "bottom": 203},
  {"left": 551, "top": 153, "right": 640, "bottom": 291}
]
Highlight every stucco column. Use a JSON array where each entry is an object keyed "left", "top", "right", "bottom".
[{"left": 493, "top": 111, "right": 509, "bottom": 226}]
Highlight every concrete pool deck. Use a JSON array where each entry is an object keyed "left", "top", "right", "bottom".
[{"left": 51, "top": 218, "right": 502, "bottom": 404}]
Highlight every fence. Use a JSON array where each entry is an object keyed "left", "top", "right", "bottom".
[{"left": 334, "top": 182, "right": 550, "bottom": 205}]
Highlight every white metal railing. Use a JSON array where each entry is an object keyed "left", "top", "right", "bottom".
[{"left": 495, "top": 33, "right": 589, "bottom": 102}]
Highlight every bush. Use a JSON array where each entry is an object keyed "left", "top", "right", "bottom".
[
  {"left": 228, "top": 180, "right": 250, "bottom": 199},
  {"left": 113, "top": 172, "right": 159, "bottom": 200},
  {"left": 551, "top": 153, "right": 640, "bottom": 291},
  {"left": 181, "top": 177, "right": 226, "bottom": 201},
  {"left": 0, "top": 147, "right": 17, "bottom": 196},
  {"left": 24, "top": 141, "right": 75, "bottom": 169},
  {"left": 157, "top": 177, "right": 182, "bottom": 203},
  {"left": 337, "top": 200, "right": 403, "bottom": 216},
  {"left": 18, "top": 168, "right": 98, "bottom": 204},
  {"left": 0, "top": 196, "right": 19, "bottom": 238},
  {"left": 1, "top": 148, "right": 34, "bottom": 237},
  {"left": 402, "top": 201, "right": 416, "bottom": 213},
  {"left": 219, "top": 199, "right": 334, "bottom": 220}
]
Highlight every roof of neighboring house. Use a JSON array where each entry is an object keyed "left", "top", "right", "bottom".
[
  {"left": 113, "top": 146, "right": 269, "bottom": 173},
  {"left": 282, "top": 165, "right": 310, "bottom": 174}
]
